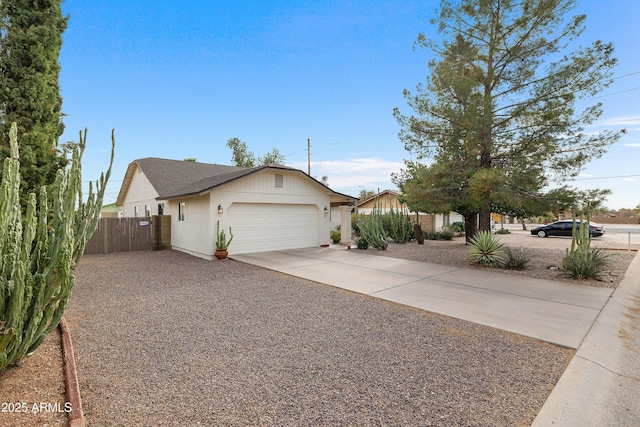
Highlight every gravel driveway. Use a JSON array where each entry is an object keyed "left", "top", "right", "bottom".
[{"left": 68, "top": 250, "right": 573, "bottom": 426}]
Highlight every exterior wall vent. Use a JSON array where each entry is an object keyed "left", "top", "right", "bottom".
[{"left": 275, "top": 174, "right": 284, "bottom": 188}]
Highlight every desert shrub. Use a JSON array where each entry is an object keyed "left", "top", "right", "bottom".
[
  {"left": 425, "top": 229, "right": 454, "bottom": 241},
  {"left": 437, "top": 229, "right": 454, "bottom": 240},
  {"left": 356, "top": 238, "right": 369, "bottom": 250},
  {"left": 330, "top": 229, "right": 341, "bottom": 243},
  {"left": 562, "top": 248, "right": 609, "bottom": 279},
  {"left": 495, "top": 228, "right": 511, "bottom": 234},
  {"left": 449, "top": 221, "right": 465, "bottom": 234},
  {"left": 468, "top": 231, "right": 506, "bottom": 266},
  {"left": 351, "top": 214, "right": 360, "bottom": 235},
  {"left": 501, "top": 247, "right": 530, "bottom": 270}
]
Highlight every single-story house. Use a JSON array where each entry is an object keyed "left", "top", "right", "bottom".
[
  {"left": 356, "top": 189, "right": 464, "bottom": 232},
  {"left": 356, "top": 190, "right": 406, "bottom": 214},
  {"left": 115, "top": 158, "right": 356, "bottom": 259}
]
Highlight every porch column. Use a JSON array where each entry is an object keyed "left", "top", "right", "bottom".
[{"left": 339, "top": 205, "right": 352, "bottom": 246}]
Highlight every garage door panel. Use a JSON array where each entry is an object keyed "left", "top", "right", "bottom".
[{"left": 228, "top": 204, "right": 318, "bottom": 254}]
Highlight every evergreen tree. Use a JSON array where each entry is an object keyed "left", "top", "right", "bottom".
[
  {"left": 0, "top": 0, "right": 68, "bottom": 199},
  {"left": 394, "top": 0, "right": 624, "bottom": 238}
]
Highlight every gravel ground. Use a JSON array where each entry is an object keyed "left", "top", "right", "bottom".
[
  {"left": 359, "top": 232, "right": 635, "bottom": 288},
  {"left": 67, "top": 250, "right": 574, "bottom": 426},
  {"left": 0, "top": 329, "right": 67, "bottom": 427}
]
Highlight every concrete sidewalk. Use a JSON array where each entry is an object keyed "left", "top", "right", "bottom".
[
  {"left": 532, "top": 249, "right": 640, "bottom": 426},
  {"left": 233, "top": 247, "right": 613, "bottom": 349}
]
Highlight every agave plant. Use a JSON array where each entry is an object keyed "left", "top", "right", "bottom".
[{"left": 467, "top": 231, "right": 505, "bottom": 267}]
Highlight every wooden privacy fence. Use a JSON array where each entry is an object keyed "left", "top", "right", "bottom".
[{"left": 84, "top": 215, "right": 171, "bottom": 255}]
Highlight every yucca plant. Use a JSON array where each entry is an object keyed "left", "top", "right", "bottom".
[
  {"left": 467, "top": 231, "right": 505, "bottom": 267},
  {"left": 501, "top": 247, "right": 530, "bottom": 270},
  {"left": 562, "top": 208, "right": 609, "bottom": 279},
  {"left": 562, "top": 247, "right": 609, "bottom": 279}
]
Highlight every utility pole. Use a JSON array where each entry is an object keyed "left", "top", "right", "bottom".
[{"left": 307, "top": 138, "right": 311, "bottom": 175}]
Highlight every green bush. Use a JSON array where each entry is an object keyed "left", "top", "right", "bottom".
[
  {"left": 495, "top": 228, "right": 511, "bottom": 234},
  {"left": 501, "top": 247, "right": 529, "bottom": 270},
  {"left": 356, "top": 238, "right": 369, "bottom": 250},
  {"left": 424, "top": 229, "right": 454, "bottom": 241},
  {"left": 330, "top": 229, "right": 341, "bottom": 243},
  {"left": 468, "top": 231, "right": 506, "bottom": 266},
  {"left": 351, "top": 214, "right": 360, "bottom": 235},
  {"left": 562, "top": 248, "right": 609, "bottom": 279},
  {"left": 449, "top": 221, "right": 465, "bottom": 234}
]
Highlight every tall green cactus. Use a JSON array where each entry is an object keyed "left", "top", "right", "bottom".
[
  {"left": 356, "top": 198, "right": 388, "bottom": 250},
  {"left": 387, "top": 205, "right": 413, "bottom": 244},
  {"left": 0, "top": 123, "right": 113, "bottom": 370}
]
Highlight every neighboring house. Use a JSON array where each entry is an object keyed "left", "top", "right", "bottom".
[
  {"left": 357, "top": 190, "right": 406, "bottom": 214},
  {"left": 356, "top": 189, "right": 464, "bottom": 232},
  {"left": 99, "top": 202, "right": 122, "bottom": 218},
  {"left": 116, "top": 158, "right": 356, "bottom": 259}
]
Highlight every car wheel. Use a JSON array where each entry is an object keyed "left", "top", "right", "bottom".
[{"left": 537, "top": 230, "right": 547, "bottom": 238}]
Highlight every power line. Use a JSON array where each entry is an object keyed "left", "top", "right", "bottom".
[
  {"left": 572, "top": 174, "right": 640, "bottom": 181},
  {"left": 588, "top": 86, "right": 640, "bottom": 100}
]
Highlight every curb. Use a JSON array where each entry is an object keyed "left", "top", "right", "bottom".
[
  {"left": 532, "top": 249, "right": 640, "bottom": 426},
  {"left": 59, "top": 317, "right": 86, "bottom": 427}
]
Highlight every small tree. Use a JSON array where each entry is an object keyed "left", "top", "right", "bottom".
[
  {"left": 0, "top": 123, "right": 113, "bottom": 370},
  {"left": 226, "top": 137, "right": 285, "bottom": 167}
]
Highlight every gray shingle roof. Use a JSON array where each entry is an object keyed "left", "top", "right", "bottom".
[
  {"left": 133, "top": 158, "right": 249, "bottom": 198},
  {"left": 116, "top": 158, "right": 356, "bottom": 205}
]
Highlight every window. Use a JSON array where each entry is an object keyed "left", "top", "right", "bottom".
[
  {"left": 178, "top": 202, "right": 186, "bottom": 221},
  {"left": 134, "top": 206, "right": 139, "bottom": 218},
  {"left": 275, "top": 173, "right": 283, "bottom": 188},
  {"left": 144, "top": 204, "right": 150, "bottom": 217}
]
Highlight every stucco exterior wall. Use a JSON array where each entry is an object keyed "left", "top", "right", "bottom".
[
  {"left": 168, "top": 194, "right": 213, "bottom": 259},
  {"left": 121, "top": 166, "right": 162, "bottom": 217}
]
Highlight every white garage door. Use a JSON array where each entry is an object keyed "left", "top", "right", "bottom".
[{"left": 227, "top": 203, "right": 318, "bottom": 254}]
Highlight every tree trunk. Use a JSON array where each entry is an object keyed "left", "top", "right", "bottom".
[
  {"left": 464, "top": 212, "right": 479, "bottom": 243},
  {"left": 479, "top": 206, "right": 492, "bottom": 232}
]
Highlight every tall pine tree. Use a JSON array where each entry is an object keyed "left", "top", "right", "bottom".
[
  {"left": 394, "top": 0, "right": 624, "bottom": 239},
  {"left": 0, "top": 0, "right": 68, "bottom": 199}
]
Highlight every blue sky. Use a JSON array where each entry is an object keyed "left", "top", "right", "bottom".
[{"left": 58, "top": 0, "right": 640, "bottom": 210}]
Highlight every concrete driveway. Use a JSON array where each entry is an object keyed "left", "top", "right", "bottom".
[{"left": 234, "top": 247, "right": 613, "bottom": 349}]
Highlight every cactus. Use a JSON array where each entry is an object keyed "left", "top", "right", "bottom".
[
  {"left": 216, "top": 220, "right": 233, "bottom": 250},
  {"left": 562, "top": 205, "right": 609, "bottom": 279},
  {"left": 0, "top": 123, "right": 113, "bottom": 370},
  {"left": 413, "top": 223, "right": 425, "bottom": 244},
  {"left": 387, "top": 206, "right": 413, "bottom": 244},
  {"left": 356, "top": 199, "right": 388, "bottom": 250}
]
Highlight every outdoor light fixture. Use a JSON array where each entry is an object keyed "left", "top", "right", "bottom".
[
  {"left": 324, "top": 206, "right": 328, "bottom": 216},
  {"left": 218, "top": 204, "right": 223, "bottom": 214}
]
